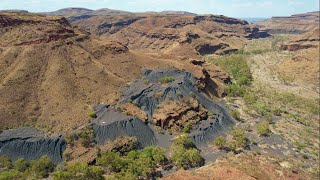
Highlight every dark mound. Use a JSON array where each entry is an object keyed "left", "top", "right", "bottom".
[
  {"left": 0, "top": 127, "right": 66, "bottom": 163},
  {"left": 119, "top": 69, "right": 234, "bottom": 145},
  {"left": 92, "top": 105, "right": 157, "bottom": 147}
]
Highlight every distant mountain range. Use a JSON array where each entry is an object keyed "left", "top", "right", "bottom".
[{"left": 42, "top": 8, "right": 195, "bottom": 16}]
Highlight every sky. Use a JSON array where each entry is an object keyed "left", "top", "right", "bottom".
[{"left": 0, "top": 0, "right": 319, "bottom": 18}]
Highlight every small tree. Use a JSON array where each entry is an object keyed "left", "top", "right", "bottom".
[
  {"left": 257, "top": 121, "right": 270, "bottom": 136},
  {"left": 29, "top": 156, "right": 55, "bottom": 178},
  {"left": 170, "top": 134, "right": 204, "bottom": 169},
  {"left": 214, "top": 136, "right": 226, "bottom": 150}
]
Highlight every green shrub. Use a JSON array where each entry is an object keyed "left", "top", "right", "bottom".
[
  {"left": 214, "top": 136, "right": 226, "bottom": 149},
  {"left": 89, "top": 111, "right": 97, "bottom": 118},
  {"left": 182, "top": 123, "right": 191, "bottom": 133},
  {"left": 159, "top": 77, "right": 175, "bottom": 84},
  {"left": 253, "top": 102, "right": 271, "bottom": 116},
  {"left": 79, "top": 126, "right": 95, "bottom": 148},
  {"left": 170, "top": 134, "right": 204, "bottom": 169},
  {"left": 256, "top": 121, "right": 270, "bottom": 136},
  {"left": 244, "top": 124, "right": 252, "bottom": 132},
  {"left": 13, "top": 158, "right": 29, "bottom": 172},
  {"left": 230, "top": 109, "right": 242, "bottom": 122},
  {"left": 228, "top": 128, "right": 247, "bottom": 151}
]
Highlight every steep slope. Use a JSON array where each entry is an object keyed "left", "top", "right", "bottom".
[
  {"left": 0, "top": 12, "right": 151, "bottom": 131},
  {"left": 257, "top": 11, "right": 320, "bottom": 34},
  {"left": 277, "top": 29, "right": 320, "bottom": 92}
]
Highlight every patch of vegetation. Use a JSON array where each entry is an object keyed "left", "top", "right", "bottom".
[
  {"left": 228, "top": 128, "right": 247, "bottom": 153},
  {"left": 13, "top": 158, "right": 29, "bottom": 172},
  {"left": 97, "top": 146, "right": 167, "bottom": 179},
  {"left": 170, "top": 134, "right": 204, "bottom": 169},
  {"left": 52, "top": 163, "right": 104, "bottom": 180},
  {"left": 208, "top": 54, "right": 252, "bottom": 97},
  {"left": 0, "top": 156, "right": 55, "bottom": 179},
  {"left": 256, "top": 121, "right": 271, "bottom": 136},
  {"left": 213, "top": 136, "right": 227, "bottom": 150},
  {"left": 244, "top": 85, "right": 319, "bottom": 116},
  {"left": 0, "top": 156, "right": 12, "bottom": 169},
  {"left": 182, "top": 123, "right": 191, "bottom": 133},
  {"left": 79, "top": 126, "right": 95, "bottom": 148},
  {"left": 89, "top": 111, "right": 97, "bottom": 118},
  {"left": 159, "top": 76, "right": 175, "bottom": 84},
  {"left": 230, "top": 109, "right": 243, "bottom": 122}
]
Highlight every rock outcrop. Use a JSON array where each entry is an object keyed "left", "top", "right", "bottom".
[
  {"left": 257, "top": 11, "right": 320, "bottom": 34},
  {"left": 119, "top": 69, "right": 234, "bottom": 145},
  {"left": 153, "top": 98, "right": 208, "bottom": 130},
  {"left": 91, "top": 105, "right": 157, "bottom": 147},
  {"left": 280, "top": 29, "right": 320, "bottom": 51},
  {"left": 0, "top": 127, "right": 66, "bottom": 163}
]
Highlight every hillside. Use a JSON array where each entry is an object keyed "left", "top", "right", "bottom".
[
  {"left": 71, "top": 14, "right": 269, "bottom": 59},
  {"left": 0, "top": 12, "right": 236, "bottom": 132},
  {"left": 257, "top": 11, "right": 319, "bottom": 34}
]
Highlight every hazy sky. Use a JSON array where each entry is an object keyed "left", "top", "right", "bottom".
[{"left": 0, "top": 0, "right": 319, "bottom": 18}]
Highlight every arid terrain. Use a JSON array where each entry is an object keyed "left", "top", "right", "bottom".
[{"left": 0, "top": 8, "right": 319, "bottom": 180}]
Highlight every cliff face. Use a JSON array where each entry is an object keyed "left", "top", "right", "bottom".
[
  {"left": 71, "top": 14, "right": 269, "bottom": 58},
  {"left": 257, "top": 11, "right": 320, "bottom": 34}
]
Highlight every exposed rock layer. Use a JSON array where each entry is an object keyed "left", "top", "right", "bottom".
[{"left": 0, "top": 127, "right": 66, "bottom": 163}]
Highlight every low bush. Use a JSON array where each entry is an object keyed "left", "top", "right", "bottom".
[
  {"left": 230, "top": 109, "right": 242, "bottom": 122},
  {"left": 89, "top": 111, "right": 97, "bottom": 118},
  {"left": 159, "top": 77, "right": 175, "bottom": 84},
  {"left": 79, "top": 126, "right": 95, "bottom": 148},
  {"left": 229, "top": 128, "right": 247, "bottom": 152},
  {"left": 214, "top": 136, "right": 227, "bottom": 150},
  {"left": 256, "top": 121, "right": 270, "bottom": 136},
  {"left": 182, "top": 123, "right": 191, "bottom": 133}
]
